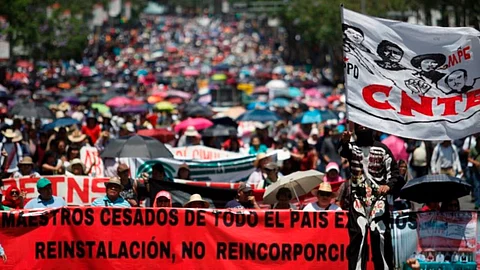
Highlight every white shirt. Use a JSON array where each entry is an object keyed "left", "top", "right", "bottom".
[
  {"left": 303, "top": 202, "right": 342, "bottom": 211},
  {"left": 12, "top": 171, "right": 40, "bottom": 178},
  {"left": 435, "top": 253, "right": 445, "bottom": 262},
  {"left": 430, "top": 144, "right": 462, "bottom": 174},
  {"left": 463, "top": 136, "right": 477, "bottom": 167},
  {"left": 246, "top": 169, "right": 264, "bottom": 188}
]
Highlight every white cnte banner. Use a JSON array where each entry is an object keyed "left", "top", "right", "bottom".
[
  {"left": 170, "top": 145, "right": 245, "bottom": 160},
  {"left": 342, "top": 8, "right": 480, "bottom": 140}
]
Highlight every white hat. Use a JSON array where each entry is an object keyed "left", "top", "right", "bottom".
[
  {"left": 255, "top": 122, "right": 268, "bottom": 130},
  {"left": 184, "top": 126, "right": 199, "bottom": 137},
  {"left": 56, "top": 111, "right": 66, "bottom": 119},
  {"left": 310, "top": 128, "right": 319, "bottom": 136},
  {"left": 184, "top": 194, "right": 210, "bottom": 208},
  {"left": 125, "top": 122, "right": 135, "bottom": 133}
]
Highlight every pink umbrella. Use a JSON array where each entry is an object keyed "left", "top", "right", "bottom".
[
  {"left": 304, "top": 98, "right": 328, "bottom": 108},
  {"left": 167, "top": 90, "right": 191, "bottom": 100},
  {"left": 183, "top": 69, "right": 200, "bottom": 77},
  {"left": 304, "top": 88, "right": 323, "bottom": 99},
  {"left": 382, "top": 135, "right": 408, "bottom": 162},
  {"left": 79, "top": 66, "right": 92, "bottom": 77},
  {"left": 106, "top": 97, "right": 144, "bottom": 107},
  {"left": 174, "top": 118, "right": 213, "bottom": 133}
]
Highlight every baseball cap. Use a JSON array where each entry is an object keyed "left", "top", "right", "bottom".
[
  {"left": 37, "top": 178, "right": 52, "bottom": 189},
  {"left": 238, "top": 182, "right": 252, "bottom": 193}
]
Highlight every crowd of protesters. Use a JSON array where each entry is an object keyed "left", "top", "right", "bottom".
[{"left": 0, "top": 13, "right": 477, "bottom": 215}]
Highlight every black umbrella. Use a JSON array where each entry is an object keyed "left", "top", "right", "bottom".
[
  {"left": 16, "top": 105, "right": 54, "bottom": 119},
  {"left": 101, "top": 135, "right": 173, "bottom": 159},
  {"left": 202, "top": 124, "right": 237, "bottom": 137},
  {"left": 400, "top": 174, "right": 471, "bottom": 203},
  {"left": 184, "top": 104, "right": 214, "bottom": 118}
]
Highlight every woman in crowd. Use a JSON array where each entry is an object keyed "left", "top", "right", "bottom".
[
  {"left": 41, "top": 151, "right": 64, "bottom": 175},
  {"left": 248, "top": 135, "right": 268, "bottom": 155},
  {"left": 272, "top": 187, "right": 297, "bottom": 210},
  {"left": 176, "top": 164, "right": 193, "bottom": 180},
  {"left": 154, "top": 191, "right": 172, "bottom": 208},
  {"left": 63, "top": 144, "right": 81, "bottom": 169},
  {"left": 440, "top": 199, "right": 460, "bottom": 211},
  {"left": 2, "top": 185, "right": 26, "bottom": 209},
  {"left": 323, "top": 162, "right": 343, "bottom": 182},
  {"left": 292, "top": 139, "right": 318, "bottom": 171}
]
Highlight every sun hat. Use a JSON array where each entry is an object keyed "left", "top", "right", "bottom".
[
  {"left": 264, "top": 162, "right": 279, "bottom": 171},
  {"left": 68, "top": 130, "right": 87, "bottom": 143},
  {"left": 253, "top": 153, "right": 269, "bottom": 168},
  {"left": 184, "top": 126, "right": 199, "bottom": 137},
  {"left": 68, "top": 158, "right": 85, "bottom": 173},
  {"left": 104, "top": 177, "right": 123, "bottom": 190},
  {"left": 37, "top": 177, "right": 52, "bottom": 189},
  {"left": 2, "top": 129, "right": 16, "bottom": 138},
  {"left": 311, "top": 182, "right": 334, "bottom": 197},
  {"left": 184, "top": 194, "right": 210, "bottom": 208},
  {"left": 55, "top": 111, "right": 66, "bottom": 119},
  {"left": 19, "top": 156, "right": 34, "bottom": 165},
  {"left": 12, "top": 130, "right": 23, "bottom": 142}
]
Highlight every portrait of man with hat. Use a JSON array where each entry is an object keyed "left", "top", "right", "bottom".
[
  {"left": 303, "top": 182, "right": 342, "bottom": 211},
  {"left": 91, "top": 177, "right": 131, "bottom": 208},
  {"left": 13, "top": 156, "right": 40, "bottom": 178},
  {"left": 24, "top": 177, "right": 67, "bottom": 209},
  {"left": 184, "top": 194, "right": 210, "bottom": 208},
  {"left": 411, "top": 53, "right": 447, "bottom": 85}
]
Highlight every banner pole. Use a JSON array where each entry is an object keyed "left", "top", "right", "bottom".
[{"left": 339, "top": 4, "right": 353, "bottom": 132}]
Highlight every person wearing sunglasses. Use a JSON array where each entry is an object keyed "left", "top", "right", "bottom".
[
  {"left": 2, "top": 185, "right": 26, "bottom": 209},
  {"left": 303, "top": 182, "right": 341, "bottom": 211}
]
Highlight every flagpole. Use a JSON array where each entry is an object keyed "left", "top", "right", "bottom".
[{"left": 339, "top": 4, "right": 353, "bottom": 132}]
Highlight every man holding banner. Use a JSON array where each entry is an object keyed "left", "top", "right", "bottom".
[{"left": 341, "top": 6, "right": 480, "bottom": 270}]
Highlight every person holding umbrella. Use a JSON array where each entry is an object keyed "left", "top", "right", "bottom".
[{"left": 340, "top": 124, "right": 400, "bottom": 270}]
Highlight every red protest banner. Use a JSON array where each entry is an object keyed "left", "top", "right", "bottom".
[{"left": 0, "top": 208, "right": 371, "bottom": 269}]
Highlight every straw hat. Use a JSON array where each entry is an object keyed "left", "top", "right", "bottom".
[
  {"left": 58, "top": 102, "right": 70, "bottom": 112},
  {"left": 311, "top": 182, "right": 334, "bottom": 197},
  {"left": 68, "top": 130, "right": 87, "bottom": 143},
  {"left": 253, "top": 153, "right": 269, "bottom": 168},
  {"left": 2, "top": 129, "right": 16, "bottom": 139},
  {"left": 184, "top": 126, "right": 199, "bottom": 137},
  {"left": 19, "top": 156, "right": 34, "bottom": 165},
  {"left": 104, "top": 177, "right": 123, "bottom": 190},
  {"left": 56, "top": 111, "right": 66, "bottom": 119},
  {"left": 12, "top": 130, "right": 23, "bottom": 142},
  {"left": 68, "top": 158, "right": 85, "bottom": 173},
  {"left": 184, "top": 194, "right": 210, "bottom": 208}
]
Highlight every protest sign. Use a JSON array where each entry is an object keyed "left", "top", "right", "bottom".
[
  {"left": 2, "top": 176, "right": 109, "bottom": 205},
  {"left": 171, "top": 146, "right": 244, "bottom": 160},
  {"left": 416, "top": 212, "right": 477, "bottom": 251},
  {"left": 0, "top": 208, "right": 364, "bottom": 269},
  {"left": 80, "top": 146, "right": 104, "bottom": 177},
  {"left": 342, "top": 8, "right": 480, "bottom": 140}
]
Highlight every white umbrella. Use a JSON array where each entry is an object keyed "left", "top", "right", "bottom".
[
  {"left": 263, "top": 170, "right": 324, "bottom": 204},
  {"left": 265, "top": 79, "right": 288, "bottom": 90}
]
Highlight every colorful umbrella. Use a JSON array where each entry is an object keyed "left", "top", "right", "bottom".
[
  {"left": 183, "top": 69, "right": 200, "bottom": 77},
  {"left": 174, "top": 118, "right": 213, "bottom": 133},
  {"left": 294, "top": 110, "right": 322, "bottom": 124},
  {"left": 154, "top": 101, "right": 175, "bottom": 111},
  {"left": 246, "top": 102, "right": 268, "bottom": 110},
  {"left": 304, "top": 98, "right": 328, "bottom": 108},
  {"left": 166, "top": 90, "right": 191, "bottom": 100},
  {"left": 137, "top": 129, "right": 176, "bottom": 143},
  {"left": 106, "top": 97, "right": 144, "bottom": 107},
  {"left": 211, "top": 74, "right": 227, "bottom": 81},
  {"left": 319, "top": 110, "right": 339, "bottom": 121},
  {"left": 265, "top": 79, "right": 288, "bottom": 90},
  {"left": 42, "top": 117, "right": 80, "bottom": 131},
  {"left": 236, "top": 109, "right": 280, "bottom": 122},
  {"left": 288, "top": 87, "right": 303, "bottom": 98},
  {"left": 304, "top": 88, "right": 323, "bottom": 99},
  {"left": 269, "top": 98, "right": 290, "bottom": 107},
  {"left": 91, "top": 103, "right": 110, "bottom": 114},
  {"left": 381, "top": 135, "right": 408, "bottom": 162}
]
